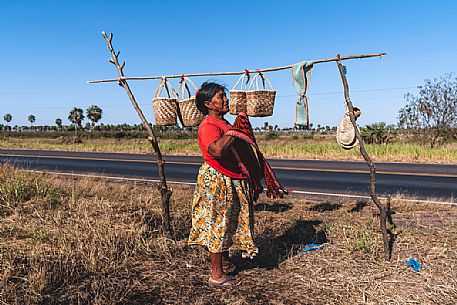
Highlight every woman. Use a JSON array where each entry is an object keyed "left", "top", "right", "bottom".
[{"left": 188, "top": 82, "right": 258, "bottom": 287}]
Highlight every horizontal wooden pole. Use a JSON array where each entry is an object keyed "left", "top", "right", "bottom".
[{"left": 87, "top": 52, "right": 387, "bottom": 84}]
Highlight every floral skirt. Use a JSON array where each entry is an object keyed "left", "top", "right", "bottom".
[{"left": 188, "top": 163, "right": 258, "bottom": 257}]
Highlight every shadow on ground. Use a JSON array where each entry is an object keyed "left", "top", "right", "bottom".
[
  {"left": 233, "top": 219, "right": 328, "bottom": 271},
  {"left": 254, "top": 202, "right": 292, "bottom": 213},
  {"left": 308, "top": 202, "right": 341, "bottom": 212},
  {"left": 116, "top": 288, "right": 164, "bottom": 305},
  {"left": 348, "top": 200, "right": 370, "bottom": 213}
]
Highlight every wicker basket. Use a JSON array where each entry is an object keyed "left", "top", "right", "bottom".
[
  {"left": 229, "top": 73, "right": 249, "bottom": 115},
  {"left": 246, "top": 72, "right": 276, "bottom": 117},
  {"left": 177, "top": 77, "right": 205, "bottom": 127},
  {"left": 152, "top": 78, "right": 178, "bottom": 126}
]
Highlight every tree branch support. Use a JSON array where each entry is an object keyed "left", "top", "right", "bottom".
[
  {"left": 101, "top": 31, "right": 172, "bottom": 237},
  {"left": 336, "top": 55, "right": 393, "bottom": 261}
]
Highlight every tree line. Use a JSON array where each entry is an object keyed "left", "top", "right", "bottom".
[
  {"left": 3, "top": 105, "right": 103, "bottom": 134},
  {"left": 2, "top": 74, "right": 456, "bottom": 147}
]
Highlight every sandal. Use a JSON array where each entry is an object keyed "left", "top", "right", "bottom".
[{"left": 208, "top": 276, "right": 240, "bottom": 287}]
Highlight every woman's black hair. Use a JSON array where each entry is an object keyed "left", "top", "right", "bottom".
[{"left": 196, "top": 82, "right": 227, "bottom": 115}]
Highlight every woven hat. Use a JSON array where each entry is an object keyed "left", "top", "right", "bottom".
[{"left": 337, "top": 114, "right": 359, "bottom": 149}]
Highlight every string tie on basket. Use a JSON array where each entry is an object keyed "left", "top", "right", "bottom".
[
  {"left": 256, "top": 69, "right": 265, "bottom": 88},
  {"left": 244, "top": 69, "right": 251, "bottom": 84},
  {"left": 180, "top": 74, "right": 185, "bottom": 83}
]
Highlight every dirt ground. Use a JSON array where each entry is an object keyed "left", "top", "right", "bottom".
[{"left": 1, "top": 165, "right": 456, "bottom": 304}]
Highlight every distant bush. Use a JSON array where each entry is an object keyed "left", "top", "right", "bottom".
[
  {"left": 362, "top": 122, "right": 396, "bottom": 145},
  {"left": 264, "top": 131, "right": 279, "bottom": 140},
  {"left": 398, "top": 74, "right": 457, "bottom": 147},
  {"left": 114, "top": 131, "right": 126, "bottom": 139}
]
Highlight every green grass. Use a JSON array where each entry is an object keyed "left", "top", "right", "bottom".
[
  {"left": 364, "top": 143, "right": 457, "bottom": 160},
  {"left": 0, "top": 165, "right": 62, "bottom": 207},
  {"left": 259, "top": 142, "right": 457, "bottom": 163},
  {"left": 1, "top": 137, "right": 456, "bottom": 163},
  {"left": 158, "top": 141, "right": 200, "bottom": 154}
]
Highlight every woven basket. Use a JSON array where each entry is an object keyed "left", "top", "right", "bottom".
[
  {"left": 152, "top": 78, "right": 178, "bottom": 126},
  {"left": 229, "top": 73, "right": 249, "bottom": 115},
  {"left": 246, "top": 72, "right": 276, "bottom": 117},
  {"left": 177, "top": 77, "right": 205, "bottom": 127}
]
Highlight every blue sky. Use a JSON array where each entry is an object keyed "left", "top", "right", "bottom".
[{"left": 1, "top": 0, "right": 456, "bottom": 128}]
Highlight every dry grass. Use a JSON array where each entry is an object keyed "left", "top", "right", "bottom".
[
  {"left": 1, "top": 164, "right": 456, "bottom": 304},
  {"left": 0, "top": 137, "right": 200, "bottom": 155}
]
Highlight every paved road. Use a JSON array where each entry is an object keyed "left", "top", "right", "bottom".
[{"left": 1, "top": 149, "right": 456, "bottom": 201}]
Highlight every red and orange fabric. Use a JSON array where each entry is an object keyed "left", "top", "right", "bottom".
[{"left": 226, "top": 112, "right": 288, "bottom": 200}]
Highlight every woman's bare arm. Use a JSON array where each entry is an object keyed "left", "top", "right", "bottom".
[{"left": 207, "top": 134, "right": 235, "bottom": 159}]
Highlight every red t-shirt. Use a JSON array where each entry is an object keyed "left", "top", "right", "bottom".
[{"left": 198, "top": 116, "right": 243, "bottom": 179}]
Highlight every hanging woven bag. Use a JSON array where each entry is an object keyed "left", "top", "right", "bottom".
[
  {"left": 336, "top": 112, "right": 359, "bottom": 150},
  {"left": 152, "top": 77, "right": 178, "bottom": 126},
  {"left": 229, "top": 72, "right": 250, "bottom": 115},
  {"left": 177, "top": 77, "right": 205, "bottom": 127},
  {"left": 246, "top": 72, "right": 276, "bottom": 117}
]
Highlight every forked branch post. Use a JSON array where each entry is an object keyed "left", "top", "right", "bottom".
[
  {"left": 335, "top": 57, "right": 391, "bottom": 261},
  {"left": 101, "top": 32, "right": 172, "bottom": 236}
]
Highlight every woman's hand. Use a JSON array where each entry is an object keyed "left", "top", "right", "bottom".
[{"left": 207, "top": 134, "right": 235, "bottom": 159}]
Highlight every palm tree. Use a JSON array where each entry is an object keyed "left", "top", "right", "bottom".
[
  {"left": 86, "top": 105, "right": 103, "bottom": 131},
  {"left": 28, "top": 115, "right": 36, "bottom": 128},
  {"left": 68, "top": 107, "right": 85, "bottom": 136},
  {"left": 55, "top": 118, "right": 62, "bottom": 131}
]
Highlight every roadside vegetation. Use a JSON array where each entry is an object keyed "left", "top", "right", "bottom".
[
  {"left": 1, "top": 164, "right": 456, "bottom": 304},
  {"left": 1, "top": 75, "right": 456, "bottom": 164},
  {"left": 398, "top": 74, "right": 457, "bottom": 148},
  {"left": 1, "top": 130, "right": 456, "bottom": 164}
]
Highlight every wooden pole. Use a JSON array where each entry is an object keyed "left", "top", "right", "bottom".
[
  {"left": 335, "top": 55, "right": 391, "bottom": 261},
  {"left": 101, "top": 32, "right": 172, "bottom": 237},
  {"left": 88, "top": 53, "right": 386, "bottom": 84}
]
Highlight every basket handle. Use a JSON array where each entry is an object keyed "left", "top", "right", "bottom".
[
  {"left": 153, "top": 77, "right": 165, "bottom": 99},
  {"left": 154, "top": 77, "right": 178, "bottom": 99},
  {"left": 247, "top": 72, "right": 275, "bottom": 91},
  {"left": 263, "top": 73, "right": 275, "bottom": 90},
  {"left": 178, "top": 76, "right": 198, "bottom": 100},
  {"left": 231, "top": 70, "right": 250, "bottom": 91},
  {"left": 165, "top": 78, "right": 179, "bottom": 99}
]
